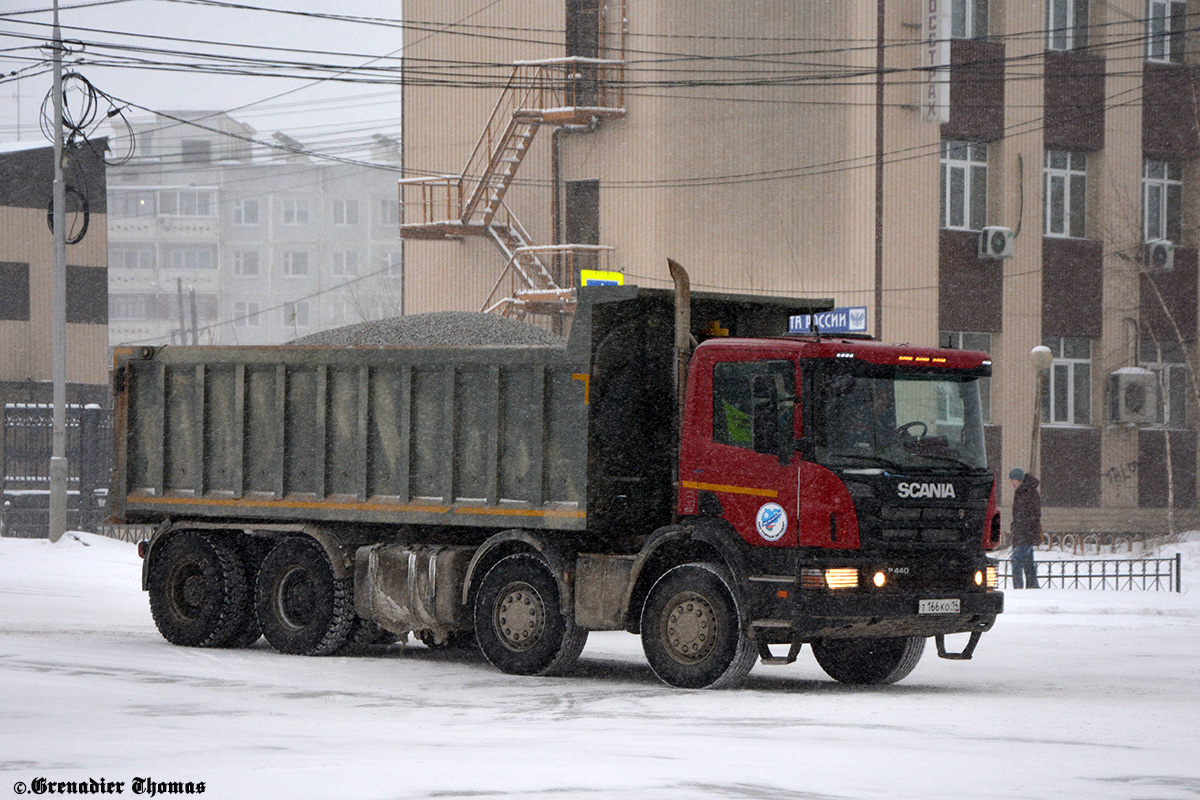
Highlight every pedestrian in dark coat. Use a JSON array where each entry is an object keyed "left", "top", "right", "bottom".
[{"left": 1009, "top": 467, "right": 1041, "bottom": 589}]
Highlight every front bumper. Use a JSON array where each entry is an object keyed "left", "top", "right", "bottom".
[{"left": 751, "top": 586, "right": 1004, "bottom": 640}]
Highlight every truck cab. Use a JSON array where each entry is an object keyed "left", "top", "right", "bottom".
[{"left": 676, "top": 334, "right": 1001, "bottom": 662}]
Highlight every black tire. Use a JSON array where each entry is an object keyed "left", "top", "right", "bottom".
[
  {"left": 473, "top": 554, "right": 588, "bottom": 676},
  {"left": 147, "top": 532, "right": 250, "bottom": 648},
  {"left": 811, "top": 636, "right": 925, "bottom": 685},
  {"left": 221, "top": 537, "right": 266, "bottom": 649},
  {"left": 640, "top": 563, "right": 757, "bottom": 689},
  {"left": 255, "top": 537, "right": 354, "bottom": 656}
]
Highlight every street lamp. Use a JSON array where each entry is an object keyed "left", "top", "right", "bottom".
[{"left": 1029, "top": 345, "right": 1053, "bottom": 476}]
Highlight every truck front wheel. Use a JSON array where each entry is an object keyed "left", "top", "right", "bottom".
[
  {"left": 640, "top": 563, "right": 756, "bottom": 689},
  {"left": 255, "top": 537, "right": 354, "bottom": 656},
  {"left": 147, "top": 532, "right": 250, "bottom": 648},
  {"left": 811, "top": 636, "right": 925, "bottom": 685},
  {"left": 473, "top": 554, "right": 587, "bottom": 676}
]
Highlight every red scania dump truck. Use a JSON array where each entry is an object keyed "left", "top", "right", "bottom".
[{"left": 113, "top": 265, "right": 1002, "bottom": 689}]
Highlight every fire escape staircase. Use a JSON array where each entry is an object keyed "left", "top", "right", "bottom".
[{"left": 400, "top": 57, "right": 626, "bottom": 318}]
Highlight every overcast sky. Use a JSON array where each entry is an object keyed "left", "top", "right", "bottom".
[{"left": 0, "top": 0, "right": 406, "bottom": 157}]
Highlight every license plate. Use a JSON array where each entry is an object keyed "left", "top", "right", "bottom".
[{"left": 918, "top": 598, "right": 960, "bottom": 615}]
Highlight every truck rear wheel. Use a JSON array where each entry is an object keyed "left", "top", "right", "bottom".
[
  {"left": 147, "top": 532, "right": 250, "bottom": 648},
  {"left": 640, "top": 563, "right": 756, "bottom": 689},
  {"left": 222, "top": 537, "right": 266, "bottom": 648},
  {"left": 473, "top": 554, "right": 587, "bottom": 676},
  {"left": 255, "top": 537, "right": 354, "bottom": 656},
  {"left": 811, "top": 636, "right": 925, "bottom": 685}
]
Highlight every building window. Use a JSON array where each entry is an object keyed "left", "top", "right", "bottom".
[
  {"left": 379, "top": 198, "right": 400, "bottom": 226},
  {"left": 110, "top": 294, "right": 151, "bottom": 321},
  {"left": 110, "top": 190, "right": 155, "bottom": 218},
  {"left": 939, "top": 331, "right": 993, "bottom": 422},
  {"left": 1047, "top": 0, "right": 1088, "bottom": 50},
  {"left": 165, "top": 246, "right": 216, "bottom": 271},
  {"left": 283, "top": 301, "right": 310, "bottom": 328},
  {"left": 1147, "top": 0, "right": 1186, "bottom": 63},
  {"left": 283, "top": 251, "right": 309, "bottom": 277},
  {"left": 110, "top": 246, "right": 155, "bottom": 270},
  {"left": 1041, "top": 336, "right": 1092, "bottom": 425},
  {"left": 333, "top": 251, "right": 359, "bottom": 277},
  {"left": 1044, "top": 151, "right": 1087, "bottom": 238},
  {"left": 233, "top": 250, "right": 260, "bottom": 277},
  {"left": 333, "top": 200, "right": 359, "bottom": 225},
  {"left": 326, "top": 297, "right": 348, "bottom": 326},
  {"left": 233, "top": 302, "right": 261, "bottom": 327},
  {"left": 233, "top": 199, "right": 260, "bottom": 226},
  {"left": 159, "top": 190, "right": 215, "bottom": 217},
  {"left": 940, "top": 140, "right": 988, "bottom": 231},
  {"left": 1144, "top": 159, "right": 1183, "bottom": 242},
  {"left": 381, "top": 251, "right": 403, "bottom": 277},
  {"left": 283, "top": 199, "right": 311, "bottom": 226},
  {"left": 1140, "top": 339, "right": 1188, "bottom": 429},
  {"left": 181, "top": 138, "right": 212, "bottom": 164},
  {"left": 951, "top": 0, "right": 988, "bottom": 39}
]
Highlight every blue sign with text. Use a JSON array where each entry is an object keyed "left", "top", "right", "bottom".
[{"left": 789, "top": 307, "right": 869, "bottom": 334}]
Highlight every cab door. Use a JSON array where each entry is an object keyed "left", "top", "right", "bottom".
[{"left": 680, "top": 353, "right": 800, "bottom": 548}]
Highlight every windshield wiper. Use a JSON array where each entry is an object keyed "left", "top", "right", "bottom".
[
  {"left": 906, "top": 453, "right": 980, "bottom": 470},
  {"left": 822, "top": 452, "right": 902, "bottom": 469}
]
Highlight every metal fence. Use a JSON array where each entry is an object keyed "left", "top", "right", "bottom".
[
  {"left": 1, "top": 403, "right": 113, "bottom": 538},
  {"left": 998, "top": 555, "right": 1183, "bottom": 592}
]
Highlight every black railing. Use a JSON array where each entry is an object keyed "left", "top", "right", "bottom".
[
  {"left": 998, "top": 555, "right": 1182, "bottom": 592},
  {"left": 1, "top": 404, "right": 113, "bottom": 538}
]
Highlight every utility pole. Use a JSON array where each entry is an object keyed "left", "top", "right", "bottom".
[{"left": 48, "top": 0, "right": 68, "bottom": 543}]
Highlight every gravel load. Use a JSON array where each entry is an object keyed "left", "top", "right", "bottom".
[{"left": 290, "top": 311, "right": 566, "bottom": 348}]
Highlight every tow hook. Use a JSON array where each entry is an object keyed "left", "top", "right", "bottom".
[{"left": 935, "top": 630, "right": 982, "bottom": 660}]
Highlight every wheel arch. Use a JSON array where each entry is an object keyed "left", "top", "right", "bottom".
[
  {"left": 462, "top": 529, "right": 573, "bottom": 615},
  {"left": 621, "top": 518, "right": 750, "bottom": 634}
]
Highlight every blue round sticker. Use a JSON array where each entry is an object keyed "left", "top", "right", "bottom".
[{"left": 755, "top": 503, "right": 787, "bottom": 541}]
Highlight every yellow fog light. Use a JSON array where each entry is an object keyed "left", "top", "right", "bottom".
[
  {"left": 825, "top": 567, "right": 859, "bottom": 589},
  {"left": 873, "top": 571, "right": 887, "bottom": 588},
  {"left": 974, "top": 570, "right": 984, "bottom": 586},
  {"left": 986, "top": 566, "right": 998, "bottom": 588}
]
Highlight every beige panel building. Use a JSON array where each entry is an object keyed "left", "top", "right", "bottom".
[
  {"left": 401, "top": 0, "right": 1200, "bottom": 536},
  {"left": 0, "top": 141, "right": 110, "bottom": 401}
]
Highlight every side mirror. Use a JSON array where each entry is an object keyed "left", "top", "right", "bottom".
[{"left": 751, "top": 375, "right": 788, "bottom": 462}]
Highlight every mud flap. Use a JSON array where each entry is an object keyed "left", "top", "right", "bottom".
[{"left": 935, "top": 630, "right": 982, "bottom": 660}]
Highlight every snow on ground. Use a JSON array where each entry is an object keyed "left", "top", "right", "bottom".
[{"left": 1, "top": 533, "right": 1198, "bottom": 800}]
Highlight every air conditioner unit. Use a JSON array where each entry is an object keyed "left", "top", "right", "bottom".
[
  {"left": 979, "top": 226, "right": 1015, "bottom": 259},
  {"left": 1145, "top": 240, "right": 1175, "bottom": 272},
  {"left": 1109, "top": 367, "right": 1158, "bottom": 425}
]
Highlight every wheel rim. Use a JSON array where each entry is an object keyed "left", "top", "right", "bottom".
[
  {"left": 661, "top": 590, "right": 718, "bottom": 665},
  {"left": 167, "top": 560, "right": 207, "bottom": 622},
  {"left": 274, "top": 565, "right": 316, "bottom": 632},
  {"left": 493, "top": 580, "right": 545, "bottom": 652}
]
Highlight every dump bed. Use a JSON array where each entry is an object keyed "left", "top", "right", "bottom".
[{"left": 111, "top": 285, "right": 829, "bottom": 539}]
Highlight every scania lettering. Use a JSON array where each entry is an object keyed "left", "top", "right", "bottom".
[
  {"left": 113, "top": 262, "right": 1002, "bottom": 689},
  {"left": 898, "top": 482, "right": 958, "bottom": 499}
]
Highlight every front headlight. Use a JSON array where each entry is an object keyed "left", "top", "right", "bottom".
[{"left": 825, "top": 567, "right": 859, "bottom": 590}]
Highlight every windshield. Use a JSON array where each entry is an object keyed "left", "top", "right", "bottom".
[{"left": 811, "top": 369, "right": 988, "bottom": 471}]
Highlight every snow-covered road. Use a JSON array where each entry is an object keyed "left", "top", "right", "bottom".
[{"left": 2, "top": 533, "right": 1198, "bottom": 799}]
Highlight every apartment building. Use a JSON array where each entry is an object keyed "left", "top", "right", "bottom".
[
  {"left": 399, "top": 0, "right": 1200, "bottom": 535},
  {"left": 107, "top": 112, "right": 404, "bottom": 347}
]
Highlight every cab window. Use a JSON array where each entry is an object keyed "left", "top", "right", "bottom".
[{"left": 712, "top": 360, "right": 795, "bottom": 450}]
